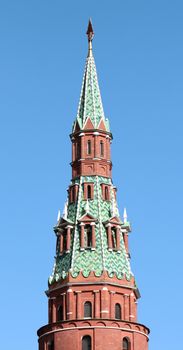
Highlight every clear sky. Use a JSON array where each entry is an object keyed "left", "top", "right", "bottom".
[{"left": 0, "top": 1, "right": 183, "bottom": 349}]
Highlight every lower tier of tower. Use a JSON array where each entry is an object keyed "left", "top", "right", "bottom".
[{"left": 38, "top": 319, "right": 149, "bottom": 350}]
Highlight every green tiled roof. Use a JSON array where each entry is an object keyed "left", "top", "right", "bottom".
[
  {"left": 49, "top": 176, "right": 132, "bottom": 284},
  {"left": 74, "top": 44, "right": 110, "bottom": 131}
]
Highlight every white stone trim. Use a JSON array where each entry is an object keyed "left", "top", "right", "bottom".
[
  {"left": 105, "top": 223, "right": 112, "bottom": 227},
  {"left": 100, "top": 310, "right": 109, "bottom": 313},
  {"left": 90, "top": 222, "right": 96, "bottom": 226},
  {"left": 39, "top": 326, "right": 149, "bottom": 340}
]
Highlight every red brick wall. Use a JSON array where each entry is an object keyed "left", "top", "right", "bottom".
[
  {"left": 38, "top": 320, "right": 149, "bottom": 350},
  {"left": 71, "top": 130, "right": 112, "bottom": 178},
  {"left": 38, "top": 277, "right": 149, "bottom": 350}
]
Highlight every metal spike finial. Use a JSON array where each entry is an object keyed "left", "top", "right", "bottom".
[
  {"left": 63, "top": 200, "right": 68, "bottom": 220},
  {"left": 86, "top": 19, "right": 94, "bottom": 41},
  {"left": 123, "top": 208, "right": 128, "bottom": 223},
  {"left": 57, "top": 209, "right": 61, "bottom": 223},
  {"left": 86, "top": 19, "right": 94, "bottom": 57}
]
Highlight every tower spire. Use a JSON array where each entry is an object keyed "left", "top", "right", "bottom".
[
  {"left": 86, "top": 19, "right": 94, "bottom": 57},
  {"left": 73, "top": 19, "right": 110, "bottom": 131},
  {"left": 38, "top": 22, "right": 150, "bottom": 350}
]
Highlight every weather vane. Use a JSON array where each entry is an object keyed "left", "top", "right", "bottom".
[{"left": 86, "top": 18, "right": 94, "bottom": 42}]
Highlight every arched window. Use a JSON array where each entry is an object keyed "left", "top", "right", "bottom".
[
  {"left": 63, "top": 233, "right": 67, "bottom": 251},
  {"left": 115, "top": 303, "right": 121, "bottom": 319},
  {"left": 69, "top": 186, "right": 75, "bottom": 203},
  {"left": 72, "top": 187, "right": 75, "bottom": 202},
  {"left": 123, "top": 337, "right": 130, "bottom": 350},
  {"left": 84, "top": 301, "right": 92, "bottom": 318},
  {"left": 48, "top": 340, "right": 54, "bottom": 350},
  {"left": 87, "top": 185, "right": 92, "bottom": 199},
  {"left": 56, "top": 236, "right": 60, "bottom": 254},
  {"left": 85, "top": 225, "right": 92, "bottom": 248},
  {"left": 111, "top": 228, "right": 117, "bottom": 249},
  {"left": 100, "top": 141, "right": 104, "bottom": 156},
  {"left": 87, "top": 140, "right": 91, "bottom": 155},
  {"left": 57, "top": 305, "right": 63, "bottom": 321},
  {"left": 77, "top": 141, "right": 80, "bottom": 159},
  {"left": 105, "top": 186, "right": 108, "bottom": 200},
  {"left": 82, "top": 335, "right": 91, "bottom": 350}
]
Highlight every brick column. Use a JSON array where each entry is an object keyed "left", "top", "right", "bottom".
[
  {"left": 59, "top": 230, "right": 63, "bottom": 254},
  {"left": 106, "top": 224, "right": 112, "bottom": 250},
  {"left": 75, "top": 291, "right": 82, "bottom": 319},
  {"left": 52, "top": 299, "right": 57, "bottom": 323},
  {"left": 66, "top": 225, "right": 73, "bottom": 252},
  {"left": 66, "top": 288, "right": 73, "bottom": 320},
  {"left": 100, "top": 287, "right": 109, "bottom": 318},
  {"left": 106, "top": 135, "right": 110, "bottom": 160},
  {"left": 75, "top": 184, "right": 79, "bottom": 200},
  {"left": 109, "top": 139, "right": 112, "bottom": 159},
  {"left": 122, "top": 294, "right": 125, "bottom": 320},
  {"left": 80, "top": 223, "right": 85, "bottom": 250},
  {"left": 93, "top": 132, "right": 99, "bottom": 158},
  {"left": 93, "top": 290, "right": 100, "bottom": 318},
  {"left": 110, "top": 291, "right": 115, "bottom": 318},
  {"left": 71, "top": 137, "right": 75, "bottom": 162},
  {"left": 129, "top": 292, "right": 135, "bottom": 322},
  {"left": 124, "top": 294, "right": 129, "bottom": 320},
  {"left": 134, "top": 300, "right": 138, "bottom": 321},
  {"left": 122, "top": 229, "right": 129, "bottom": 253},
  {"left": 79, "top": 133, "right": 85, "bottom": 159},
  {"left": 116, "top": 225, "right": 121, "bottom": 252},
  {"left": 91, "top": 222, "right": 96, "bottom": 249},
  {"left": 60, "top": 293, "right": 66, "bottom": 321},
  {"left": 101, "top": 184, "right": 104, "bottom": 199},
  {"left": 48, "top": 298, "right": 52, "bottom": 323}
]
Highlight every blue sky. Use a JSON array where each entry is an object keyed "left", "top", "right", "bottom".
[{"left": 0, "top": 1, "right": 183, "bottom": 349}]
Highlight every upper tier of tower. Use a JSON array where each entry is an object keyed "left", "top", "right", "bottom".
[
  {"left": 72, "top": 20, "right": 110, "bottom": 133},
  {"left": 71, "top": 20, "right": 112, "bottom": 179},
  {"left": 48, "top": 21, "right": 133, "bottom": 286}
]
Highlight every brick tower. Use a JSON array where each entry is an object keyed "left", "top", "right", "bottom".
[{"left": 37, "top": 20, "right": 150, "bottom": 350}]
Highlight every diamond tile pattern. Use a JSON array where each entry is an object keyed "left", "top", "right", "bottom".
[
  {"left": 49, "top": 176, "right": 132, "bottom": 284},
  {"left": 74, "top": 52, "right": 110, "bottom": 131}
]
